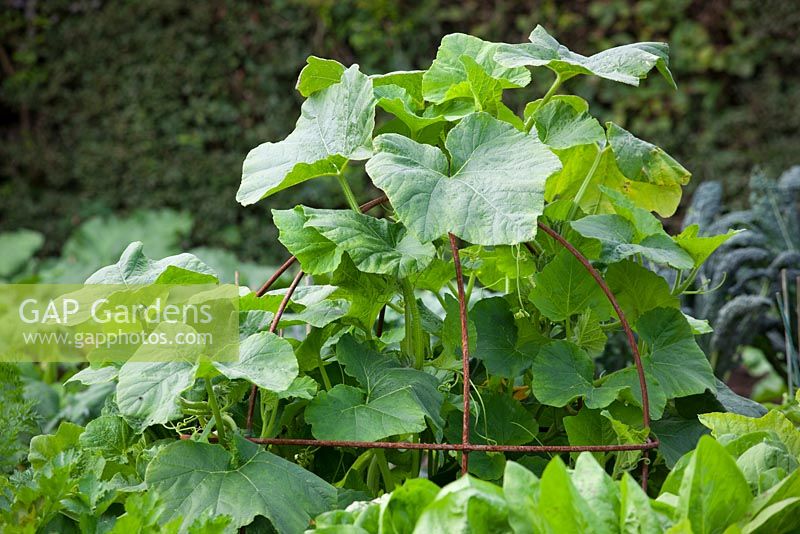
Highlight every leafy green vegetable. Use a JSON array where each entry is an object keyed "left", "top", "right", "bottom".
[
  {"left": 238, "top": 65, "right": 375, "bottom": 205},
  {"left": 146, "top": 437, "right": 337, "bottom": 532},
  {"left": 699, "top": 410, "right": 800, "bottom": 458},
  {"left": 529, "top": 250, "right": 612, "bottom": 322},
  {"left": 531, "top": 340, "right": 625, "bottom": 408},
  {"left": 472, "top": 297, "right": 539, "bottom": 378},
  {"left": 676, "top": 436, "right": 752, "bottom": 533},
  {"left": 422, "top": 33, "right": 530, "bottom": 104},
  {"left": 367, "top": 112, "right": 561, "bottom": 245},
  {"left": 496, "top": 25, "right": 675, "bottom": 87},
  {"left": 213, "top": 332, "right": 299, "bottom": 392},
  {"left": 296, "top": 56, "right": 346, "bottom": 97}
]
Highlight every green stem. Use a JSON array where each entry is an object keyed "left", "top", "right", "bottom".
[
  {"left": 316, "top": 352, "right": 333, "bottom": 391},
  {"left": 401, "top": 278, "right": 425, "bottom": 369},
  {"left": 526, "top": 239, "right": 543, "bottom": 256},
  {"left": 410, "top": 435, "right": 421, "bottom": 479},
  {"left": 672, "top": 266, "right": 700, "bottom": 295},
  {"left": 465, "top": 271, "right": 477, "bottom": 304},
  {"left": 205, "top": 380, "right": 227, "bottom": 445},
  {"left": 261, "top": 400, "right": 279, "bottom": 439},
  {"left": 433, "top": 290, "right": 447, "bottom": 309},
  {"left": 566, "top": 145, "right": 604, "bottom": 222},
  {"left": 671, "top": 269, "right": 683, "bottom": 294},
  {"left": 366, "top": 454, "right": 380, "bottom": 494},
  {"left": 374, "top": 449, "right": 396, "bottom": 492},
  {"left": 350, "top": 450, "right": 374, "bottom": 472},
  {"left": 524, "top": 74, "right": 563, "bottom": 131},
  {"left": 387, "top": 300, "right": 404, "bottom": 314},
  {"left": 336, "top": 172, "right": 361, "bottom": 212}
]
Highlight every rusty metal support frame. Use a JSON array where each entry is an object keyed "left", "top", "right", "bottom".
[{"left": 234, "top": 195, "right": 658, "bottom": 489}]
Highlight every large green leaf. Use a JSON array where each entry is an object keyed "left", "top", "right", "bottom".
[
  {"left": 636, "top": 307, "right": 716, "bottom": 399},
  {"left": 605, "top": 260, "right": 679, "bottom": 323},
  {"left": 303, "top": 208, "right": 435, "bottom": 278},
  {"left": 145, "top": 437, "right": 337, "bottom": 533},
  {"left": 446, "top": 390, "right": 537, "bottom": 446},
  {"left": 571, "top": 214, "right": 694, "bottom": 269},
  {"left": 699, "top": 410, "right": 800, "bottom": 458},
  {"left": 545, "top": 144, "right": 683, "bottom": 217},
  {"left": 28, "top": 422, "right": 84, "bottom": 469},
  {"left": 604, "top": 307, "right": 715, "bottom": 418},
  {"left": 531, "top": 340, "right": 625, "bottom": 409},
  {"left": 503, "top": 461, "right": 542, "bottom": 534},
  {"left": 606, "top": 122, "right": 690, "bottom": 188},
  {"left": 275, "top": 206, "right": 435, "bottom": 278},
  {"left": 422, "top": 33, "right": 530, "bottom": 104},
  {"left": 537, "top": 457, "right": 596, "bottom": 532},
  {"left": 304, "top": 384, "right": 427, "bottom": 442},
  {"left": 273, "top": 207, "right": 341, "bottom": 275},
  {"left": 373, "top": 71, "right": 448, "bottom": 134},
  {"left": 335, "top": 335, "right": 444, "bottom": 435},
  {"left": 296, "top": 56, "right": 345, "bottom": 97},
  {"left": 675, "top": 225, "right": 740, "bottom": 268},
  {"left": 495, "top": 25, "right": 675, "bottom": 87},
  {"left": 530, "top": 97, "right": 604, "bottom": 149},
  {"left": 116, "top": 360, "right": 197, "bottom": 432},
  {"left": 414, "top": 475, "right": 511, "bottom": 533},
  {"left": 378, "top": 478, "right": 440, "bottom": 534},
  {"left": 676, "top": 435, "right": 752, "bottom": 533},
  {"left": 86, "top": 242, "right": 215, "bottom": 285},
  {"left": 212, "top": 332, "right": 298, "bottom": 392},
  {"left": 528, "top": 250, "right": 613, "bottom": 322},
  {"left": 460, "top": 56, "right": 524, "bottom": 127},
  {"left": 472, "top": 297, "right": 539, "bottom": 378},
  {"left": 328, "top": 256, "right": 397, "bottom": 332},
  {"left": 237, "top": 65, "right": 375, "bottom": 205},
  {"left": 367, "top": 112, "right": 561, "bottom": 245}
]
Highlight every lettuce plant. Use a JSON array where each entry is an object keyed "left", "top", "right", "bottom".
[{"left": 310, "top": 417, "right": 800, "bottom": 534}]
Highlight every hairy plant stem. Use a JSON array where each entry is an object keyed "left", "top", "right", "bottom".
[
  {"left": 260, "top": 398, "right": 279, "bottom": 439},
  {"left": 336, "top": 172, "right": 361, "bottom": 213},
  {"left": 366, "top": 454, "right": 380, "bottom": 494},
  {"left": 566, "top": 144, "right": 605, "bottom": 222},
  {"left": 465, "top": 271, "right": 477, "bottom": 304},
  {"left": 672, "top": 266, "right": 700, "bottom": 295},
  {"left": 374, "top": 449, "right": 396, "bottom": 491},
  {"left": 524, "top": 74, "right": 563, "bottom": 131},
  {"left": 401, "top": 278, "right": 425, "bottom": 369},
  {"left": 316, "top": 352, "right": 333, "bottom": 391},
  {"left": 205, "top": 380, "right": 227, "bottom": 445}
]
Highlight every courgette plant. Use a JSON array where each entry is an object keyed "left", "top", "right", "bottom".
[{"left": 55, "top": 26, "right": 742, "bottom": 532}]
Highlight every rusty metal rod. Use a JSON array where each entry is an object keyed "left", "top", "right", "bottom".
[
  {"left": 254, "top": 195, "right": 388, "bottom": 297},
  {"left": 182, "top": 434, "right": 659, "bottom": 452},
  {"left": 536, "top": 222, "right": 651, "bottom": 430},
  {"left": 449, "top": 233, "right": 471, "bottom": 475},
  {"left": 240, "top": 195, "right": 657, "bottom": 489},
  {"left": 535, "top": 221, "right": 653, "bottom": 489},
  {"left": 246, "top": 195, "right": 389, "bottom": 432},
  {"left": 246, "top": 269, "right": 305, "bottom": 433}
]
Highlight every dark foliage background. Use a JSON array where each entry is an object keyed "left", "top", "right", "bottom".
[{"left": 2, "top": 0, "right": 798, "bottom": 261}]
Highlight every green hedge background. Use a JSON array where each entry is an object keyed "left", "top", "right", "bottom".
[{"left": 2, "top": 0, "right": 798, "bottom": 262}]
